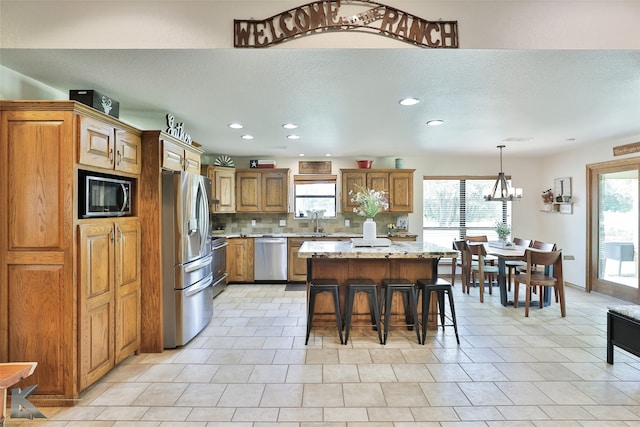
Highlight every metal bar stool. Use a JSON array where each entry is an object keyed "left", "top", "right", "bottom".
[
  {"left": 380, "top": 278, "right": 421, "bottom": 344},
  {"left": 305, "top": 278, "right": 344, "bottom": 345},
  {"left": 416, "top": 278, "right": 460, "bottom": 345},
  {"left": 343, "top": 278, "right": 383, "bottom": 344}
]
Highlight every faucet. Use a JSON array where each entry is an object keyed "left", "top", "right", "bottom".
[{"left": 311, "top": 210, "right": 323, "bottom": 234}]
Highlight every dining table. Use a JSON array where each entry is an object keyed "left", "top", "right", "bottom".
[{"left": 478, "top": 242, "right": 552, "bottom": 307}]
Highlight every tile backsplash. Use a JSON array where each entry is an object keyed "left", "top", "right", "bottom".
[{"left": 210, "top": 212, "right": 406, "bottom": 235}]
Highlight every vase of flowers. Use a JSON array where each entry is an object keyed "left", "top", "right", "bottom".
[
  {"left": 350, "top": 185, "right": 389, "bottom": 241},
  {"left": 495, "top": 220, "right": 511, "bottom": 244},
  {"left": 387, "top": 223, "right": 396, "bottom": 237}
]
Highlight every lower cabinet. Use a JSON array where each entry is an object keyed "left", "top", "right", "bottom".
[
  {"left": 227, "top": 237, "right": 254, "bottom": 282},
  {"left": 288, "top": 237, "right": 350, "bottom": 282},
  {"left": 78, "top": 218, "right": 141, "bottom": 390}
]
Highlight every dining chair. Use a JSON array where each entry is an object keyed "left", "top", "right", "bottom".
[
  {"left": 465, "top": 235, "right": 498, "bottom": 267},
  {"left": 505, "top": 238, "right": 532, "bottom": 291},
  {"left": 452, "top": 240, "right": 474, "bottom": 294},
  {"left": 513, "top": 248, "right": 565, "bottom": 317},
  {"left": 517, "top": 240, "right": 558, "bottom": 299},
  {"left": 468, "top": 243, "right": 499, "bottom": 303}
]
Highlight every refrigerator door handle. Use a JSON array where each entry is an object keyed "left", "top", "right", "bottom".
[
  {"left": 184, "top": 273, "right": 214, "bottom": 297},
  {"left": 212, "top": 273, "right": 228, "bottom": 287},
  {"left": 198, "top": 177, "right": 210, "bottom": 256},
  {"left": 184, "top": 255, "right": 213, "bottom": 273}
]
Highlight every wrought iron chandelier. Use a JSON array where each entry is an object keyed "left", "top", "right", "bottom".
[{"left": 484, "top": 145, "right": 523, "bottom": 202}]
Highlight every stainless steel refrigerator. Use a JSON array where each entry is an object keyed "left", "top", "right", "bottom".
[{"left": 162, "top": 170, "right": 212, "bottom": 348}]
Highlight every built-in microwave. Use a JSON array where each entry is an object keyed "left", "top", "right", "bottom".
[{"left": 79, "top": 171, "right": 133, "bottom": 218}]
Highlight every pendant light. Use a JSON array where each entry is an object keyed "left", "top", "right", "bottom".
[{"left": 484, "top": 145, "right": 523, "bottom": 201}]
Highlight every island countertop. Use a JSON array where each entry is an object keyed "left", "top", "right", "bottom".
[{"left": 298, "top": 240, "right": 456, "bottom": 259}]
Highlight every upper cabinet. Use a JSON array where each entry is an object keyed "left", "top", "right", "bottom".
[
  {"left": 340, "top": 169, "right": 415, "bottom": 213},
  {"left": 161, "top": 138, "right": 201, "bottom": 173},
  {"left": 235, "top": 168, "right": 290, "bottom": 213},
  {"left": 202, "top": 165, "right": 236, "bottom": 213},
  {"left": 79, "top": 115, "right": 142, "bottom": 175}
]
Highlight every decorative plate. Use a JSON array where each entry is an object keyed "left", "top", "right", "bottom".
[{"left": 214, "top": 155, "right": 234, "bottom": 167}]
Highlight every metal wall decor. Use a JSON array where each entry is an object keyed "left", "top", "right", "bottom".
[
  {"left": 166, "top": 114, "right": 193, "bottom": 144},
  {"left": 234, "top": 0, "right": 458, "bottom": 49}
]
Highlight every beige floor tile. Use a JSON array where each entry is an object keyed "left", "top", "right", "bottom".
[
  {"left": 322, "top": 407, "right": 369, "bottom": 421},
  {"left": 302, "top": 384, "right": 344, "bottom": 407},
  {"left": 367, "top": 406, "right": 414, "bottom": 421},
  {"left": 217, "top": 383, "right": 266, "bottom": 407},
  {"left": 380, "top": 383, "right": 428, "bottom": 406},
  {"left": 357, "top": 363, "right": 397, "bottom": 382},
  {"left": 342, "top": 383, "right": 386, "bottom": 407},
  {"left": 259, "top": 383, "right": 304, "bottom": 407}
]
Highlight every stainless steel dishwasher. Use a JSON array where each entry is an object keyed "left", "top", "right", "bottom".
[{"left": 254, "top": 237, "right": 288, "bottom": 282}]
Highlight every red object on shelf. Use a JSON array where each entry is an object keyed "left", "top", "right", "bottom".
[
  {"left": 357, "top": 160, "right": 373, "bottom": 169},
  {"left": 257, "top": 164, "right": 276, "bottom": 168}
]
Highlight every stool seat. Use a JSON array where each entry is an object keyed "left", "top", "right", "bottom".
[
  {"left": 306, "top": 279, "right": 343, "bottom": 345},
  {"left": 416, "top": 278, "right": 460, "bottom": 345},
  {"left": 344, "top": 278, "right": 383, "bottom": 345},
  {"left": 380, "top": 278, "right": 421, "bottom": 344}
]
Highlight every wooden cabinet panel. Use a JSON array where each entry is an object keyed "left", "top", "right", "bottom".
[
  {"left": 78, "top": 222, "right": 115, "bottom": 390},
  {"left": 79, "top": 115, "right": 115, "bottom": 170},
  {"left": 227, "top": 238, "right": 254, "bottom": 282},
  {"left": 162, "top": 139, "right": 184, "bottom": 171},
  {"left": 202, "top": 166, "right": 236, "bottom": 213},
  {"left": 341, "top": 169, "right": 414, "bottom": 213},
  {"left": 262, "top": 170, "right": 288, "bottom": 212},
  {"left": 114, "top": 219, "right": 141, "bottom": 363},
  {"left": 236, "top": 171, "right": 261, "bottom": 212},
  {"left": 236, "top": 169, "right": 289, "bottom": 213},
  {"left": 115, "top": 129, "right": 142, "bottom": 174},
  {"left": 388, "top": 171, "right": 414, "bottom": 212},
  {"left": 184, "top": 149, "right": 201, "bottom": 173},
  {"left": 288, "top": 238, "right": 308, "bottom": 282}
]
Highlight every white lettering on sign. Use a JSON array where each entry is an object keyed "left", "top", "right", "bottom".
[{"left": 166, "top": 114, "right": 193, "bottom": 144}]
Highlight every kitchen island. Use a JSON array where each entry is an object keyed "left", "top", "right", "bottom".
[{"left": 298, "top": 240, "right": 456, "bottom": 323}]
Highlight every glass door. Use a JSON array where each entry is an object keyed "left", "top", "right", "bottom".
[{"left": 588, "top": 161, "right": 640, "bottom": 303}]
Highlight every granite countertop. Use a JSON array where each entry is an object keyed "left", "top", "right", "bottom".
[
  {"left": 297, "top": 240, "right": 456, "bottom": 259},
  {"left": 216, "top": 232, "right": 418, "bottom": 239}
]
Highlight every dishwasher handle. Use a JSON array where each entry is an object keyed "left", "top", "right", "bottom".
[{"left": 257, "top": 239, "right": 287, "bottom": 245}]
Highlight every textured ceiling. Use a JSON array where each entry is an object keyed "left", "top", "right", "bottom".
[{"left": 1, "top": 48, "right": 639, "bottom": 158}]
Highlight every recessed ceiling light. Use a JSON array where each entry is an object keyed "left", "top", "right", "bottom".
[
  {"left": 282, "top": 123, "right": 298, "bottom": 129},
  {"left": 426, "top": 120, "right": 444, "bottom": 126},
  {"left": 325, "top": 153, "right": 332, "bottom": 157},
  {"left": 287, "top": 134, "right": 300, "bottom": 140},
  {"left": 241, "top": 134, "right": 254, "bottom": 140},
  {"left": 399, "top": 97, "right": 420, "bottom": 106},
  {"left": 299, "top": 153, "right": 305, "bottom": 157},
  {"left": 228, "top": 123, "right": 243, "bottom": 129}
]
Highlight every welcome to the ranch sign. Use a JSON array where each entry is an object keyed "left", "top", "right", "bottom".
[{"left": 234, "top": 0, "right": 458, "bottom": 48}]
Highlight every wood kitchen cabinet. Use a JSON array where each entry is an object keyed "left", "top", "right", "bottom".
[
  {"left": 227, "top": 237, "right": 254, "bottom": 282},
  {"left": 341, "top": 169, "right": 415, "bottom": 213},
  {"left": 78, "top": 218, "right": 141, "bottom": 390},
  {"left": 78, "top": 114, "right": 142, "bottom": 175},
  {"left": 0, "top": 101, "right": 142, "bottom": 405},
  {"left": 235, "top": 168, "right": 289, "bottom": 213},
  {"left": 288, "top": 237, "right": 350, "bottom": 282},
  {"left": 202, "top": 165, "right": 236, "bottom": 213},
  {"left": 161, "top": 138, "right": 201, "bottom": 173}
]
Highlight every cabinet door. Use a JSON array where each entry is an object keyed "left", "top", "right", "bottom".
[
  {"left": 79, "top": 115, "right": 115, "bottom": 169},
  {"left": 236, "top": 171, "right": 261, "bottom": 212},
  {"left": 341, "top": 171, "right": 366, "bottom": 213},
  {"left": 114, "top": 129, "right": 141, "bottom": 174},
  {"left": 262, "top": 170, "right": 289, "bottom": 212},
  {"left": 184, "top": 149, "right": 201, "bottom": 173},
  {"left": 215, "top": 168, "right": 236, "bottom": 213},
  {"left": 161, "top": 139, "right": 185, "bottom": 171},
  {"left": 367, "top": 172, "right": 389, "bottom": 195},
  {"left": 78, "top": 222, "right": 116, "bottom": 391},
  {"left": 288, "top": 238, "right": 308, "bottom": 282},
  {"left": 226, "top": 238, "right": 254, "bottom": 282},
  {"left": 114, "top": 219, "right": 141, "bottom": 363},
  {"left": 388, "top": 171, "right": 414, "bottom": 212}
]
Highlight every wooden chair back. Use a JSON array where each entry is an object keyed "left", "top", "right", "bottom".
[
  {"left": 525, "top": 248, "right": 562, "bottom": 272},
  {"left": 512, "top": 237, "right": 532, "bottom": 248},
  {"left": 468, "top": 242, "right": 488, "bottom": 257},
  {"left": 532, "top": 240, "right": 556, "bottom": 251},
  {"left": 515, "top": 248, "right": 565, "bottom": 317},
  {"left": 466, "top": 235, "right": 488, "bottom": 242}
]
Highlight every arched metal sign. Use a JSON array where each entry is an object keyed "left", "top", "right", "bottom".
[{"left": 234, "top": 0, "right": 458, "bottom": 48}]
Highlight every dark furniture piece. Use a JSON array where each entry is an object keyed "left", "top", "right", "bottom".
[
  {"left": 607, "top": 305, "right": 640, "bottom": 364},
  {"left": 380, "top": 278, "right": 421, "bottom": 344},
  {"left": 343, "top": 278, "right": 383, "bottom": 345},
  {"left": 416, "top": 278, "right": 460, "bottom": 345},
  {"left": 306, "top": 278, "right": 343, "bottom": 345}
]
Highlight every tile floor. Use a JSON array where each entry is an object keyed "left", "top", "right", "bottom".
[{"left": 6, "top": 282, "right": 640, "bottom": 426}]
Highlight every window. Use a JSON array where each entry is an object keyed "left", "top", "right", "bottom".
[
  {"left": 294, "top": 175, "right": 337, "bottom": 219},
  {"left": 423, "top": 176, "right": 511, "bottom": 247}
]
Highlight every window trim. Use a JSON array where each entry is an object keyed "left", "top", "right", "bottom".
[{"left": 293, "top": 174, "right": 337, "bottom": 219}]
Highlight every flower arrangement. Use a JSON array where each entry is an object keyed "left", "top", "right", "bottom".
[
  {"left": 542, "top": 188, "right": 554, "bottom": 204},
  {"left": 349, "top": 185, "right": 389, "bottom": 219},
  {"left": 495, "top": 220, "right": 511, "bottom": 240}
]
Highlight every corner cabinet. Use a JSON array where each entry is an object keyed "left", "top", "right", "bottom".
[
  {"left": 0, "top": 101, "right": 142, "bottom": 405},
  {"left": 78, "top": 218, "right": 141, "bottom": 390},
  {"left": 341, "top": 169, "right": 415, "bottom": 213},
  {"left": 235, "top": 168, "right": 290, "bottom": 213},
  {"left": 202, "top": 165, "right": 236, "bottom": 213}
]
